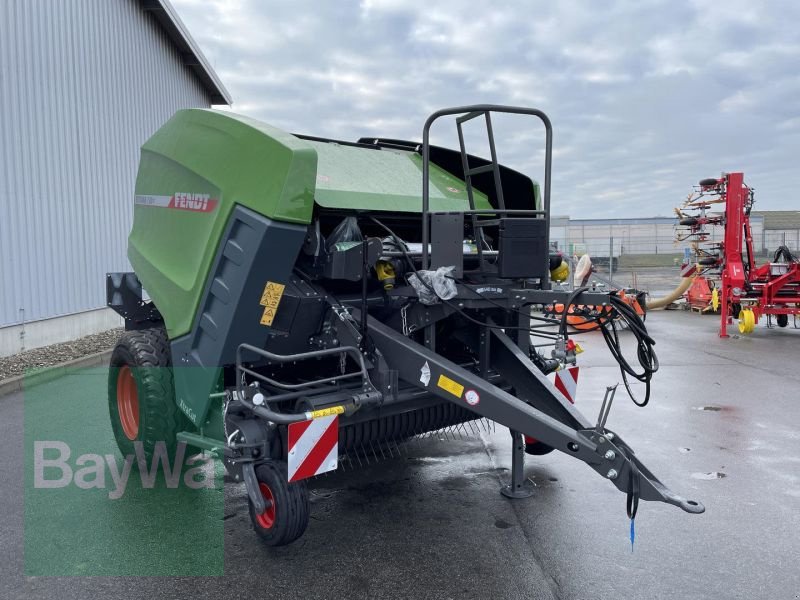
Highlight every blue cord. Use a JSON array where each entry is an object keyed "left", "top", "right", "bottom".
[{"left": 630, "top": 518, "right": 635, "bottom": 552}]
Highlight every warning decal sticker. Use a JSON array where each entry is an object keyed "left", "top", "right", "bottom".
[
  {"left": 420, "top": 361, "right": 431, "bottom": 386},
  {"left": 287, "top": 415, "right": 339, "bottom": 482},
  {"left": 437, "top": 374, "right": 464, "bottom": 398},
  {"left": 259, "top": 281, "right": 285, "bottom": 326}
]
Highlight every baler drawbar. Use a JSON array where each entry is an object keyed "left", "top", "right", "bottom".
[{"left": 107, "top": 105, "right": 703, "bottom": 546}]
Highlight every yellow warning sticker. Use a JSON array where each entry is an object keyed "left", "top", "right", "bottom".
[
  {"left": 260, "top": 281, "right": 285, "bottom": 306},
  {"left": 260, "top": 306, "right": 277, "bottom": 326},
  {"left": 308, "top": 405, "right": 346, "bottom": 419},
  {"left": 259, "top": 281, "right": 285, "bottom": 326},
  {"left": 437, "top": 374, "right": 464, "bottom": 398}
]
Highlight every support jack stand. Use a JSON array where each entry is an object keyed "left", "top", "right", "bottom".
[{"left": 501, "top": 430, "right": 535, "bottom": 498}]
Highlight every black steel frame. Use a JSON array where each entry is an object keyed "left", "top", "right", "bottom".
[{"left": 421, "top": 104, "right": 552, "bottom": 284}]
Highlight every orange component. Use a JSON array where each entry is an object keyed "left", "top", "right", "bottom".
[
  {"left": 116, "top": 365, "right": 140, "bottom": 441},
  {"left": 551, "top": 303, "right": 610, "bottom": 330},
  {"left": 686, "top": 276, "right": 715, "bottom": 311},
  {"left": 617, "top": 289, "right": 645, "bottom": 316},
  {"left": 551, "top": 290, "right": 643, "bottom": 330}
]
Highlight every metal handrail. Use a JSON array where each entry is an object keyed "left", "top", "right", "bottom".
[
  {"left": 236, "top": 343, "right": 370, "bottom": 392},
  {"left": 421, "top": 104, "right": 553, "bottom": 286}
]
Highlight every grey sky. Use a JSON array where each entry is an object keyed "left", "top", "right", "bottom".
[{"left": 172, "top": 0, "right": 799, "bottom": 218}]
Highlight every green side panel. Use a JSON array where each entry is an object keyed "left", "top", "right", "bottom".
[
  {"left": 308, "top": 140, "right": 493, "bottom": 213},
  {"left": 129, "top": 109, "right": 318, "bottom": 338}
]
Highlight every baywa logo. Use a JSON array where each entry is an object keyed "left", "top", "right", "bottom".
[{"left": 33, "top": 440, "right": 215, "bottom": 499}]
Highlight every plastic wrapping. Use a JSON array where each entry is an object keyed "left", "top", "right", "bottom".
[
  {"left": 408, "top": 266, "right": 458, "bottom": 305},
  {"left": 325, "top": 216, "right": 363, "bottom": 252}
]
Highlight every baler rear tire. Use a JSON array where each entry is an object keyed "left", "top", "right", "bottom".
[
  {"left": 777, "top": 314, "right": 788, "bottom": 328},
  {"left": 108, "top": 328, "right": 189, "bottom": 462},
  {"left": 248, "top": 462, "right": 310, "bottom": 546},
  {"left": 525, "top": 441, "right": 555, "bottom": 456}
]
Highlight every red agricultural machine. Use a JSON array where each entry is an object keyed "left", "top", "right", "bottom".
[{"left": 676, "top": 172, "right": 800, "bottom": 337}]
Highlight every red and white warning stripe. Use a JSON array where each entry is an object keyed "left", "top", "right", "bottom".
[
  {"left": 287, "top": 415, "right": 339, "bottom": 482},
  {"left": 680, "top": 262, "right": 697, "bottom": 278},
  {"left": 551, "top": 366, "right": 579, "bottom": 404}
]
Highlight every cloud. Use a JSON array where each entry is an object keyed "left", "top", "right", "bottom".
[{"left": 173, "top": 0, "right": 800, "bottom": 217}]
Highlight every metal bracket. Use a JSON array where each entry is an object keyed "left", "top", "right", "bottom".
[
  {"left": 242, "top": 462, "right": 265, "bottom": 514},
  {"left": 501, "top": 430, "right": 535, "bottom": 498}
]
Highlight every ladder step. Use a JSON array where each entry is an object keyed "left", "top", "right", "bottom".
[
  {"left": 467, "top": 164, "right": 496, "bottom": 176},
  {"left": 456, "top": 111, "right": 485, "bottom": 124}
]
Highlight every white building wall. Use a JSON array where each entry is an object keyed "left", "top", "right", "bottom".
[{"left": 0, "top": 0, "right": 211, "bottom": 340}]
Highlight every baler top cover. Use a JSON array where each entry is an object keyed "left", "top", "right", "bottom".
[{"left": 307, "top": 138, "right": 492, "bottom": 213}]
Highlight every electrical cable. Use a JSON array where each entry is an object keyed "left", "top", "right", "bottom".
[
  {"left": 598, "top": 294, "right": 658, "bottom": 406},
  {"left": 368, "top": 216, "right": 658, "bottom": 405}
]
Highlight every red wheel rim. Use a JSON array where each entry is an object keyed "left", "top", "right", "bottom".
[
  {"left": 255, "top": 482, "right": 276, "bottom": 529},
  {"left": 116, "top": 366, "right": 140, "bottom": 441}
]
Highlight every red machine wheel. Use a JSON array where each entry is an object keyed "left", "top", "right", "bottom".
[
  {"left": 254, "top": 483, "right": 276, "bottom": 529},
  {"left": 248, "top": 462, "right": 310, "bottom": 546},
  {"left": 108, "top": 328, "right": 190, "bottom": 461},
  {"left": 116, "top": 366, "right": 140, "bottom": 440},
  {"left": 777, "top": 314, "right": 789, "bottom": 328}
]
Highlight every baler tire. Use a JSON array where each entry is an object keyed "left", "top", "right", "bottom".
[
  {"left": 699, "top": 178, "right": 719, "bottom": 187},
  {"left": 777, "top": 314, "right": 789, "bottom": 328},
  {"left": 248, "top": 462, "right": 309, "bottom": 546},
  {"left": 108, "top": 328, "right": 189, "bottom": 462}
]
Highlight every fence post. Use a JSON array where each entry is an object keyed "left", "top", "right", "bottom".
[{"left": 609, "top": 236, "right": 614, "bottom": 284}]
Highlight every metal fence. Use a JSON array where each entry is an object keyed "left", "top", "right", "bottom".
[
  {"left": 551, "top": 233, "right": 799, "bottom": 269},
  {"left": 765, "top": 231, "right": 800, "bottom": 254}
]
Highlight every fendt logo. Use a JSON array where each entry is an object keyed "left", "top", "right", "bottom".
[
  {"left": 134, "top": 193, "right": 219, "bottom": 213},
  {"left": 169, "top": 192, "right": 218, "bottom": 212}
]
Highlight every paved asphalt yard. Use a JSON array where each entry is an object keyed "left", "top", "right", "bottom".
[{"left": 1, "top": 310, "right": 798, "bottom": 599}]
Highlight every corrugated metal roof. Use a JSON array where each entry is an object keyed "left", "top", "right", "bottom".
[
  {"left": 138, "top": 0, "right": 231, "bottom": 105},
  {"left": 752, "top": 210, "right": 800, "bottom": 230}
]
